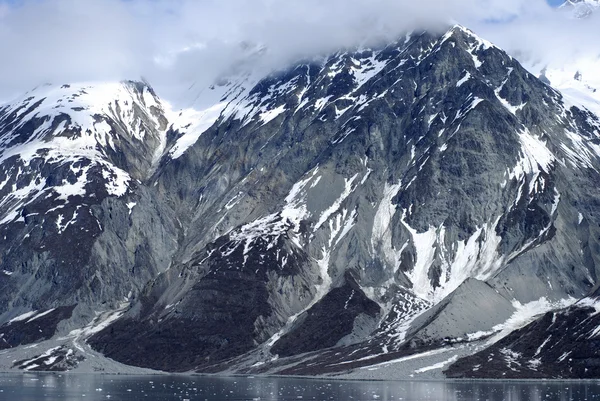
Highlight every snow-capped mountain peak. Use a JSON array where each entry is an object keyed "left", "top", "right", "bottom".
[
  {"left": 0, "top": 80, "right": 170, "bottom": 237},
  {"left": 0, "top": 80, "right": 169, "bottom": 182}
]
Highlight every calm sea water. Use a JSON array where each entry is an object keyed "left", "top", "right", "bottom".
[{"left": 0, "top": 374, "right": 599, "bottom": 401}]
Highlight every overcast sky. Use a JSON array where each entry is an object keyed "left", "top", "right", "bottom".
[{"left": 0, "top": 0, "right": 598, "bottom": 105}]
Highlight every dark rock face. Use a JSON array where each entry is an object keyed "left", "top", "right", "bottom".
[
  {"left": 88, "top": 222, "right": 319, "bottom": 372},
  {"left": 446, "top": 296, "right": 600, "bottom": 379},
  {"left": 0, "top": 306, "right": 75, "bottom": 350},
  {"left": 3, "top": 25, "right": 600, "bottom": 376},
  {"left": 271, "top": 273, "right": 381, "bottom": 357}
]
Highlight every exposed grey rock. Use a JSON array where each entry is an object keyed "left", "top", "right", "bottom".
[
  {"left": 0, "top": 81, "right": 180, "bottom": 333},
  {"left": 88, "top": 221, "right": 321, "bottom": 372}
]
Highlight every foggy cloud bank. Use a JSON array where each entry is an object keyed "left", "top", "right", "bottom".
[{"left": 0, "top": 0, "right": 598, "bottom": 105}]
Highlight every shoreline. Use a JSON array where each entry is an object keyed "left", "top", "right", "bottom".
[{"left": 1, "top": 370, "right": 600, "bottom": 384}]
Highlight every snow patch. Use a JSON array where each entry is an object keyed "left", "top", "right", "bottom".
[
  {"left": 8, "top": 311, "right": 38, "bottom": 324},
  {"left": 127, "top": 202, "right": 137, "bottom": 215},
  {"left": 401, "top": 213, "right": 504, "bottom": 302},
  {"left": 350, "top": 53, "right": 389, "bottom": 92},
  {"left": 26, "top": 308, "right": 57, "bottom": 323},
  {"left": 456, "top": 71, "right": 471, "bottom": 87},
  {"left": 414, "top": 355, "right": 459, "bottom": 373},
  {"left": 508, "top": 129, "right": 555, "bottom": 194},
  {"left": 486, "top": 297, "right": 576, "bottom": 345},
  {"left": 576, "top": 297, "right": 600, "bottom": 315},
  {"left": 259, "top": 105, "right": 286, "bottom": 125},
  {"left": 168, "top": 102, "right": 228, "bottom": 159},
  {"left": 362, "top": 348, "right": 452, "bottom": 370},
  {"left": 371, "top": 181, "right": 403, "bottom": 271}
]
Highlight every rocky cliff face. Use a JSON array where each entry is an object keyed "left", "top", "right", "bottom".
[
  {"left": 3, "top": 25, "right": 600, "bottom": 377},
  {"left": 0, "top": 81, "right": 180, "bottom": 329}
]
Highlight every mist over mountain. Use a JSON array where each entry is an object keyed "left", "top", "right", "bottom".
[{"left": 1, "top": 0, "right": 599, "bottom": 106}]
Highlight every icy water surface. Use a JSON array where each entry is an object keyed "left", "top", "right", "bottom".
[{"left": 0, "top": 374, "right": 599, "bottom": 400}]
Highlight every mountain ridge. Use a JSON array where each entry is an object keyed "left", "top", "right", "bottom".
[{"left": 1, "top": 24, "right": 600, "bottom": 378}]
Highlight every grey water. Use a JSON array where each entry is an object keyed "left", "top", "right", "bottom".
[{"left": 0, "top": 374, "right": 599, "bottom": 401}]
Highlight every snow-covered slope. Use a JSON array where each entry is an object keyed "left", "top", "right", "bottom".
[
  {"left": 0, "top": 81, "right": 169, "bottom": 211},
  {"left": 529, "top": 59, "right": 600, "bottom": 119}
]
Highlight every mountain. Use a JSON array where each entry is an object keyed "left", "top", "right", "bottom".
[{"left": 2, "top": 25, "right": 600, "bottom": 378}]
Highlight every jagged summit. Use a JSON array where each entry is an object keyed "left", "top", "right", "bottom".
[
  {"left": 0, "top": 80, "right": 171, "bottom": 230},
  {"left": 0, "top": 80, "right": 169, "bottom": 179}
]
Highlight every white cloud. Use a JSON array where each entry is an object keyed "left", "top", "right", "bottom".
[
  {"left": 0, "top": 4, "right": 9, "bottom": 19},
  {"left": 0, "top": 0, "right": 151, "bottom": 101},
  {"left": 0, "top": 0, "right": 598, "bottom": 106}
]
